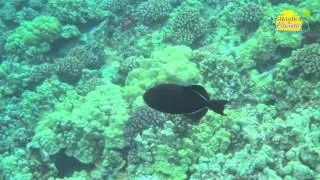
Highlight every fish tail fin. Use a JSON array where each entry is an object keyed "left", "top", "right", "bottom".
[{"left": 206, "top": 100, "right": 229, "bottom": 115}]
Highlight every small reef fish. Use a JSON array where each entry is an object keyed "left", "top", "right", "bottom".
[{"left": 143, "top": 84, "right": 229, "bottom": 121}]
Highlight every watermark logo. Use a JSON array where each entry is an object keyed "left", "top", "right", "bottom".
[{"left": 275, "top": 10, "right": 302, "bottom": 32}]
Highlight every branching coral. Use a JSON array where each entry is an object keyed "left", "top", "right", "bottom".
[
  {"left": 236, "top": 3, "right": 263, "bottom": 31},
  {"left": 29, "top": 63, "right": 56, "bottom": 88},
  {"left": 189, "top": 104, "right": 320, "bottom": 179},
  {"left": 55, "top": 42, "right": 106, "bottom": 84},
  {"left": 290, "top": 43, "right": 320, "bottom": 79},
  {"left": 5, "top": 16, "right": 62, "bottom": 62},
  {"left": 0, "top": 20, "right": 8, "bottom": 52},
  {"left": 136, "top": 0, "right": 172, "bottom": 24},
  {"left": 192, "top": 45, "right": 253, "bottom": 100},
  {"left": 190, "top": 113, "right": 233, "bottom": 158},
  {"left": 264, "top": 43, "right": 320, "bottom": 110},
  {"left": 0, "top": 61, "right": 33, "bottom": 98},
  {"left": 124, "top": 105, "right": 166, "bottom": 146},
  {"left": 113, "top": 56, "right": 142, "bottom": 86},
  {"left": 0, "top": 149, "right": 56, "bottom": 180},
  {"left": 55, "top": 55, "right": 85, "bottom": 84},
  {"left": 48, "top": 0, "right": 107, "bottom": 24},
  {"left": 28, "top": 83, "right": 129, "bottom": 178},
  {"left": 127, "top": 121, "right": 195, "bottom": 180},
  {"left": 0, "top": 78, "right": 70, "bottom": 154},
  {"left": 124, "top": 105, "right": 191, "bottom": 147},
  {"left": 102, "top": 0, "right": 129, "bottom": 12},
  {"left": 169, "top": 7, "right": 207, "bottom": 46},
  {"left": 75, "top": 69, "right": 103, "bottom": 96}
]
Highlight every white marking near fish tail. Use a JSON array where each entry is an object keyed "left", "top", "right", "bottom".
[
  {"left": 191, "top": 90, "right": 209, "bottom": 101},
  {"left": 185, "top": 107, "right": 205, "bottom": 115}
]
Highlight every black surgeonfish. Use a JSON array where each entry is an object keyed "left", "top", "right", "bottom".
[{"left": 143, "top": 84, "right": 229, "bottom": 121}]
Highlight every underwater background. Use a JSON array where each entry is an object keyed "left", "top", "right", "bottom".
[{"left": 0, "top": 0, "right": 320, "bottom": 179}]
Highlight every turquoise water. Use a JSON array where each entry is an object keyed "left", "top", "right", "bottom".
[{"left": 0, "top": 0, "right": 320, "bottom": 179}]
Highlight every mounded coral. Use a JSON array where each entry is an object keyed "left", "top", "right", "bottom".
[
  {"left": 0, "top": 78, "right": 71, "bottom": 154},
  {"left": 0, "top": 61, "right": 32, "bottom": 98},
  {"left": 28, "top": 83, "right": 129, "bottom": 178},
  {"left": 124, "top": 105, "right": 166, "bottom": 146},
  {"left": 55, "top": 42, "right": 106, "bottom": 84},
  {"left": 124, "top": 105, "right": 191, "bottom": 147},
  {"left": 189, "top": 112, "right": 233, "bottom": 157},
  {"left": 75, "top": 69, "right": 104, "bottom": 96},
  {"left": 71, "top": 42, "right": 106, "bottom": 69},
  {"left": 0, "top": 20, "right": 8, "bottom": 52},
  {"left": 192, "top": 45, "right": 254, "bottom": 100},
  {"left": 290, "top": 43, "right": 320, "bottom": 79},
  {"left": 113, "top": 55, "right": 142, "bottom": 86},
  {"left": 60, "top": 24, "right": 81, "bottom": 39},
  {"left": 28, "top": 63, "right": 56, "bottom": 87},
  {"left": 0, "top": 148, "right": 56, "bottom": 179},
  {"left": 102, "top": 0, "right": 129, "bottom": 12},
  {"left": 263, "top": 43, "right": 320, "bottom": 111},
  {"left": 236, "top": 3, "right": 264, "bottom": 31},
  {"left": 55, "top": 55, "right": 85, "bottom": 84},
  {"left": 127, "top": 121, "right": 195, "bottom": 180},
  {"left": 251, "top": 32, "right": 278, "bottom": 71},
  {"left": 0, "top": 2, "right": 18, "bottom": 22},
  {"left": 47, "top": 0, "right": 107, "bottom": 24},
  {"left": 123, "top": 45, "right": 202, "bottom": 106},
  {"left": 189, "top": 104, "right": 320, "bottom": 179},
  {"left": 169, "top": 7, "right": 207, "bottom": 46},
  {"left": 136, "top": 0, "right": 172, "bottom": 24},
  {"left": 275, "top": 31, "right": 303, "bottom": 49},
  {"left": 280, "top": 161, "right": 314, "bottom": 179},
  {"left": 5, "top": 16, "right": 62, "bottom": 62}
]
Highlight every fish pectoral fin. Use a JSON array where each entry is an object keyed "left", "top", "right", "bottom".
[{"left": 184, "top": 108, "right": 208, "bottom": 123}]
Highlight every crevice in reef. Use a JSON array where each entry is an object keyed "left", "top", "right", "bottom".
[{"left": 51, "top": 149, "right": 95, "bottom": 178}]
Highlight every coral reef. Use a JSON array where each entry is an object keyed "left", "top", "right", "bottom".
[
  {"left": 29, "top": 63, "right": 56, "bottom": 88},
  {"left": 192, "top": 45, "right": 254, "bottom": 100},
  {"left": 75, "top": 69, "right": 104, "bottom": 96},
  {"left": 5, "top": 16, "right": 62, "bottom": 62},
  {"left": 290, "top": 43, "right": 320, "bottom": 80},
  {"left": 55, "top": 42, "right": 106, "bottom": 84},
  {"left": 0, "top": 79, "right": 71, "bottom": 154},
  {"left": 0, "top": 61, "right": 33, "bottom": 98},
  {"left": 124, "top": 105, "right": 166, "bottom": 146},
  {"left": 102, "top": 0, "right": 130, "bottom": 12},
  {"left": 123, "top": 45, "right": 202, "bottom": 106},
  {"left": 236, "top": 3, "right": 264, "bottom": 32},
  {"left": 55, "top": 55, "right": 85, "bottom": 84},
  {"left": 127, "top": 121, "right": 194, "bottom": 180},
  {"left": 27, "top": 83, "right": 129, "bottom": 178},
  {"left": 169, "top": 6, "right": 207, "bottom": 46},
  {"left": 47, "top": 0, "right": 107, "bottom": 24},
  {"left": 136, "top": 0, "right": 173, "bottom": 24},
  {"left": 112, "top": 55, "right": 143, "bottom": 86}
]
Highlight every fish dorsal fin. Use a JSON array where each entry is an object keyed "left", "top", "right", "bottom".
[
  {"left": 184, "top": 108, "right": 208, "bottom": 123},
  {"left": 184, "top": 85, "right": 209, "bottom": 100}
]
